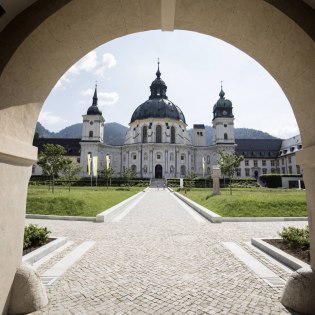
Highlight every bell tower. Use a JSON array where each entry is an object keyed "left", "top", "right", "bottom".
[
  {"left": 212, "top": 83, "right": 235, "bottom": 145},
  {"left": 82, "top": 84, "right": 105, "bottom": 142}
]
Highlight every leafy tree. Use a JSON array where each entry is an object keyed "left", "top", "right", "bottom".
[
  {"left": 37, "top": 144, "right": 67, "bottom": 193},
  {"left": 218, "top": 149, "right": 244, "bottom": 195},
  {"left": 185, "top": 171, "right": 197, "bottom": 190},
  {"left": 122, "top": 167, "right": 137, "bottom": 186},
  {"left": 100, "top": 165, "right": 115, "bottom": 189},
  {"left": 62, "top": 158, "right": 82, "bottom": 191}
]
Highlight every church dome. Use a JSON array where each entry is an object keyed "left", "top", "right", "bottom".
[
  {"left": 131, "top": 98, "right": 186, "bottom": 123},
  {"left": 87, "top": 85, "right": 102, "bottom": 115},
  {"left": 130, "top": 62, "right": 186, "bottom": 124}
]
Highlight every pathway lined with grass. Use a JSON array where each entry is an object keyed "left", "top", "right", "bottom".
[
  {"left": 179, "top": 188, "right": 307, "bottom": 217},
  {"left": 27, "top": 186, "right": 143, "bottom": 217},
  {"left": 28, "top": 188, "right": 307, "bottom": 315}
]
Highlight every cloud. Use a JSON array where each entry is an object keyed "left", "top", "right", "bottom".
[
  {"left": 80, "top": 89, "right": 119, "bottom": 107},
  {"left": 69, "top": 51, "right": 98, "bottom": 75},
  {"left": 98, "top": 92, "right": 119, "bottom": 107},
  {"left": 94, "top": 53, "right": 117, "bottom": 76},
  {"left": 264, "top": 122, "right": 300, "bottom": 139},
  {"left": 80, "top": 88, "right": 94, "bottom": 96},
  {"left": 54, "top": 73, "right": 71, "bottom": 89},
  {"left": 68, "top": 51, "right": 116, "bottom": 77},
  {"left": 39, "top": 111, "right": 68, "bottom": 126}
]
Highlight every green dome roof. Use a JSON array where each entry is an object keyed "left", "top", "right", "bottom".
[{"left": 130, "top": 63, "right": 186, "bottom": 124}]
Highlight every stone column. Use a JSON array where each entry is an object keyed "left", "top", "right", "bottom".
[
  {"left": 280, "top": 147, "right": 315, "bottom": 315},
  {"left": 149, "top": 149, "right": 153, "bottom": 176},
  {"left": 165, "top": 150, "right": 168, "bottom": 177},
  {"left": 211, "top": 165, "right": 221, "bottom": 195},
  {"left": 0, "top": 111, "right": 48, "bottom": 313}
]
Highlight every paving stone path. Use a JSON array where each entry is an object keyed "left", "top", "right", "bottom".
[{"left": 28, "top": 188, "right": 306, "bottom": 315}]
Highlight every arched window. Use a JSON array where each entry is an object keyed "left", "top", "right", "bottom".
[
  {"left": 142, "top": 126, "right": 148, "bottom": 143},
  {"left": 171, "top": 126, "right": 176, "bottom": 144},
  {"left": 89, "top": 131, "right": 93, "bottom": 138},
  {"left": 224, "top": 133, "right": 228, "bottom": 140},
  {"left": 156, "top": 125, "right": 162, "bottom": 143}
]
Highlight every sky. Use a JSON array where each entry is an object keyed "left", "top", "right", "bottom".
[{"left": 40, "top": 30, "right": 299, "bottom": 139}]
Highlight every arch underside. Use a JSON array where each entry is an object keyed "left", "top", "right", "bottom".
[{"left": 0, "top": 0, "right": 314, "bottom": 313}]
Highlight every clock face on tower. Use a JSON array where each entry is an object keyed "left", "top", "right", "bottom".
[{"left": 222, "top": 110, "right": 227, "bottom": 116}]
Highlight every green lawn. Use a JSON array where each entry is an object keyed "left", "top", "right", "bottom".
[
  {"left": 27, "top": 186, "right": 143, "bottom": 217},
  {"left": 179, "top": 188, "right": 307, "bottom": 217}
]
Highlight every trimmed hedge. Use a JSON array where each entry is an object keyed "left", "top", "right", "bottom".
[
  {"left": 259, "top": 174, "right": 303, "bottom": 188},
  {"left": 29, "top": 176, "right": 150, "bottom": 187}
]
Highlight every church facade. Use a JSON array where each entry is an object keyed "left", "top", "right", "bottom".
[{"left": 80, "top": 64, "right": 235, "bottom": 179}]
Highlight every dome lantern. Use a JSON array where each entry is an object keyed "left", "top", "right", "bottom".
[{"left": 130, "top": 62, "right": 186, "bottom": 124}]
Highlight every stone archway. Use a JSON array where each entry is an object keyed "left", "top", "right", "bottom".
[{"left": 0, "top": 1, "right": 314, "bottom": 314}]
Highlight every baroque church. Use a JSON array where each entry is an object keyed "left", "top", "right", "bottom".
[{"left": 80, "top": 63, "right": 235, "bottom": 179}]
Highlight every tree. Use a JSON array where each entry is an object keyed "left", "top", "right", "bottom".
[
  {"left": 37, "top": 144, "right": 67, "bottom": 193},
  {"left": 185, "top": 171, "right": 197, "bottom": 191},
  {"left": 218, "top": 149, "right": 244, "bottom": 195},
  {"left": 100, "top": 165, "right": 115, "bottom": 189},
  {"left": 122, "top": 167, "right": 137, "bottom": 187},
  {"left": 62, "top": 158, "right": 82, "bottom": 192}
]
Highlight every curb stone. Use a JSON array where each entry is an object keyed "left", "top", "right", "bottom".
[{"left": 251, "top": 237, "right": 310, "bottom": 270}]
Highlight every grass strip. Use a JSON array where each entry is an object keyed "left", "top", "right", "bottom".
[
  {"left": 27, "top": 186, "right": 143, "bottom": 217},
  {"left": 179, "top": 188, "right": 307, "bottom": 217}
]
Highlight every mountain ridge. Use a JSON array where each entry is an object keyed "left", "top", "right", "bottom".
[{"left": 35, "top": 122, "right": 279, "bottom": 145}]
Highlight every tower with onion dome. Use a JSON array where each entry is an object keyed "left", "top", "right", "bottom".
[
  {"left": 212, "top": 83, "right": 235, "bottom": 145},
  {"left": 81, "top": 84, "right": 105, "bottom": 143}
]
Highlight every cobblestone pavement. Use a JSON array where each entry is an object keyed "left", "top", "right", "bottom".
[{"left": 28, "top": 188, "right": 307, "bottom": 315}]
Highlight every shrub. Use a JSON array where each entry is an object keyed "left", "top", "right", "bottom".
[
  {"left": 24, "top": 224, "right": 51, "bottom": 250},
  {"left": 278, "top": 225, "right": 310, "bottom": 251}
]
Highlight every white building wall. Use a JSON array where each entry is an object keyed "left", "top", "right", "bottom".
[{"left": 82, "top": 114, "right": 104, "bottom": 142}]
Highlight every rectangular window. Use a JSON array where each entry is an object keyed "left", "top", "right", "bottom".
[
  {"left": 282, "top": 167, "right": 285, "bottom": 174},
  {"left": 236, "top": 169, "right": 241, "bottom": 176},
  {"left": 157, "top": 154, "right": 161, "bottom": 160},
  {"left": 296, "top": 165, "right": 301, "bottom": 174},
  {"left": 262, "top": 168, "right": 267, "bottom": 174},
  {"left": 245, "top": 168, "right": 250, "bottom": 177},
  {"left": 271, "top": 168, "right": 275, "bottom": 174},
  {"left": 245, "top": 160, "right": 249, "bottom": 166},
  {"left": 271, "top": 160, "right": 275, "bottom": 167},
  {"left": 289, "top": 166, "right": 292, "bottom": 174},
  {"left": 288, "top": 156, "right": 292, "bottom": 164},
  {"left": 282, "top": 158, "right": 284, "bottom": 165},
  {"left": 262, "top": 160, "right": 266, "bottom": 166},
  {"left": 254, "top": 160, "right": 258, "bottom": 167}
]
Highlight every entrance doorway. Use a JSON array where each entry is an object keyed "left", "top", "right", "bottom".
[{"left": 155, "top": 165, "right": 162, "bottom": 178}]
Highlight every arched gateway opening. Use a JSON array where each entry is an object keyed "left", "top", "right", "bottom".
[
  {"left": 0, "top": 1, "right": 314, "bottom": 314},
  {"left": 155, "top": 164, "right": 163, "bottom": 179}
]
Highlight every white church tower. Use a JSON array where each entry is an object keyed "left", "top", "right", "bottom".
[
  {"left": 82, "top": 85, "right": 105, "bottom": 142},
  {"left": 212, "top": 84, "right": 235, "bottom": 145}
]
